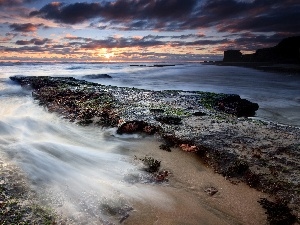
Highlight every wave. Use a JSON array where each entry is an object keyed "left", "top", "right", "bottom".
[
  {"left": 66, "top": 66, "right": 87, "bottom": 70},
  {"left": 0, "top": 95, "right": 171, "bottom": 223}
]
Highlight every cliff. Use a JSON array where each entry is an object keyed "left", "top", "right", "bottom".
[{"left": 223, "top": 36, "right": 300, "bottom": 63}]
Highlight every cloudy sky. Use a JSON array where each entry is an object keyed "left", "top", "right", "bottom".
[{"left": 0, "top": 0, "right": 299, "bottom": 62}]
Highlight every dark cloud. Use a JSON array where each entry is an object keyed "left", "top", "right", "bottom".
[
  {"left": 185, "top": 0, "right": 300, "bottom": 33},
  {"left": 216, "top": 3, "right": 300, "bottom": 33},
  {"left": 101, "top": 0, "right": 197, "bottom": 20},
  {"left": 215, "top": 32, "right": 292, "bottom": 52},
  {"left": 16, "top": 38, "right": 50, "bottom": 45},
  {"left": 29, "top": 0, "right": 299, "bottom": 35},
  {"left": 3, "top": 45, "right": 45, "bottom": 53},
  {"left": 9, "top": 23, "right": 45, "bottom": 32},
  {"left": 0, "top": 0, "right": 37, "bottom": 7},
  {"left": 6, "top": 32, "right": 18, "bottom": 38},
  {"left": 77, "top": 35, "right": 225, "bottom": 50},
  {"left": 170, "top": 34, "right": 206, "bottom": 39},
  {"left": 15, "top": 40, "right": 32, "bottom": 45},
  {"left": 30, "top": 2, "right": 103, "bottom": 24},
  {"left": 30, "top": 0, "right": 198, "bottom": 25},
  {"left": 178, "top": 39, "right": 228, "bottom": 46},
  {"left": 0, "top": 0, "right": 21, "bottom": 7},
  {"left": 200, "top": 0, "right": 250, "bottom": 23},
  {"left": 80, "top": 36, "right": 164, "bottom": 49},
  {"left": 63, "top": 33, "right": 211, "bottom": 49},
  {"left": 64, "top": 36, "right": 84, "bottom": 40},
  {"left": 118, "top": 51, "right": 219, "bottom": 62}
]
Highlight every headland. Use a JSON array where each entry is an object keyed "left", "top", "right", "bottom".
[{"left": 206, "top": 36, "right": 300, "bottom": 74}]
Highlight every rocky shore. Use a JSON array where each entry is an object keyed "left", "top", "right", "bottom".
[
  {"left": 9, "top": 75, "right": 300, "bottom": 224},
  {"left": 0, "top": 153, "right": 56, "bottom": 224}
]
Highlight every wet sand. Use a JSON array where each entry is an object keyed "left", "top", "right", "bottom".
[{"left": 122, "top": 137, "right": 268, "bottom": 225}]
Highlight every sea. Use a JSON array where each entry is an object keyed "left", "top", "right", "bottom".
[{"left": 0, "top": 62, "right": 299, "bottom": 224}]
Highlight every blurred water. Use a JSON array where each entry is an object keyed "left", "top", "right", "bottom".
[{"left": 0, "top": 76, "right": 171, "bottom": 223}]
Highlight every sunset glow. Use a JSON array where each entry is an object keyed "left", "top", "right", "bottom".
[{"left": 0, "top": 0, "right": 299, "bottom": 62}]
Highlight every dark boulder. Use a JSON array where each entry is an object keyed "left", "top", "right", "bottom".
[
  {"left": 258, "top": 198, "right": 296, "bottom": 225},
  {"left": 193, "top": 111, "right": 207, "bottom": 116},
  {"left": 216, "top": 94, "right": 259, "bottom": 117},
  {"left": 150, "top": 108, "right": 165, "bottom": 114},
  {"left": 117, "top": 121, "right": 157, "bottom": 135},
  {"left": 83, "top": 74, "right": 112, "bottom": 79},
  {"left": 155, "top": 116, "right": 182, "bottom": 125}
]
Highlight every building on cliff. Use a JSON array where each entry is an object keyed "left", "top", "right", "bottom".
[{"left": 223, "top": 36, "right": 300, "bottom": 63}]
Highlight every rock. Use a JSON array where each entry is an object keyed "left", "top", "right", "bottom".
[
  {"left": 153, "top": 170, "right": 169, "bottom": 182},
  {"left": 155, "top": 116, "right": 181, "bottom": 125},
  {"left": 138, "top": 156, "right": 161, "bottom": 173},
  {"left": 152, "top": 64, "right": 175, "bottom": 67},
  {"left": 179, "top": 144, "right": 198, "bottom": 152},
  {"left": 223, "top": 160, "right": 249, "bottom": 177},
  {"left": 150, "top": 108, "right": 165, "bottom": 114},
  {"left": 193, "top": 111, "right": 206, "bottom": 116},
  {"left": 204, "top": 187, "right": 218, "bottom": 196},
  {"left": 258, "top": 198, "right": 296, "bottom": 225},
  {"left": 82, "top": 74, "right": 112, "bottom": 79},
  {"left": 117, "top": 121, "right": 157, "bottom": 135},
  {"left": 159, "top": 144, "right": 172, "bottom": 152},
  {"left": 216, "top": 94, "right": 259, "bottom": 117}
]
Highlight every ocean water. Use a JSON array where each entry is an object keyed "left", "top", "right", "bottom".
[
  {"left": 0, "top": 62, "right": 299, "bottom": 223},
  {"left": 1, "top": 62, "right": 299, "bottom": 126}
]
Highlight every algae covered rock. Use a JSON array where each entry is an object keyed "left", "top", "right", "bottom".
[{"left": 216, "top": 94, "right": 259, "bottom": 117}]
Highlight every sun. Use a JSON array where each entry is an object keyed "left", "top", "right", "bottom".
[
  {"left": 104, "top": 52, "right": 114, "bottom": 59},
  {"left": 96, "top": 48, "right": 115, "bottom": 60}
]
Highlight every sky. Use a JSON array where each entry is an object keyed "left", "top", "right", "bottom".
[{"left": 0, "top": 0, "right": 299, "bottom": 62}]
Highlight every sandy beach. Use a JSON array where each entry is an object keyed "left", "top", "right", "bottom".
[{"left": 122, "top": 137, "right": 268, "bottom": 225}]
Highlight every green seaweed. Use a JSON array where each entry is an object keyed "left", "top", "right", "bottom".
[
  {"left": 136, "top": 156, "right": 161, "bottom": 173},
  {"left": 149, "top": 103, "right": 190, "bottom": 117},
  {"left": 197, "top": 91, "right": 227, "bottom": 109},
  {"left": 0, "top": 189, "right": 56, "bottom": 225}
]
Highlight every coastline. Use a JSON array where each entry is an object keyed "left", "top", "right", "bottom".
[{"left": 6, "top": 75, "right": 300, "bottom": 224}]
